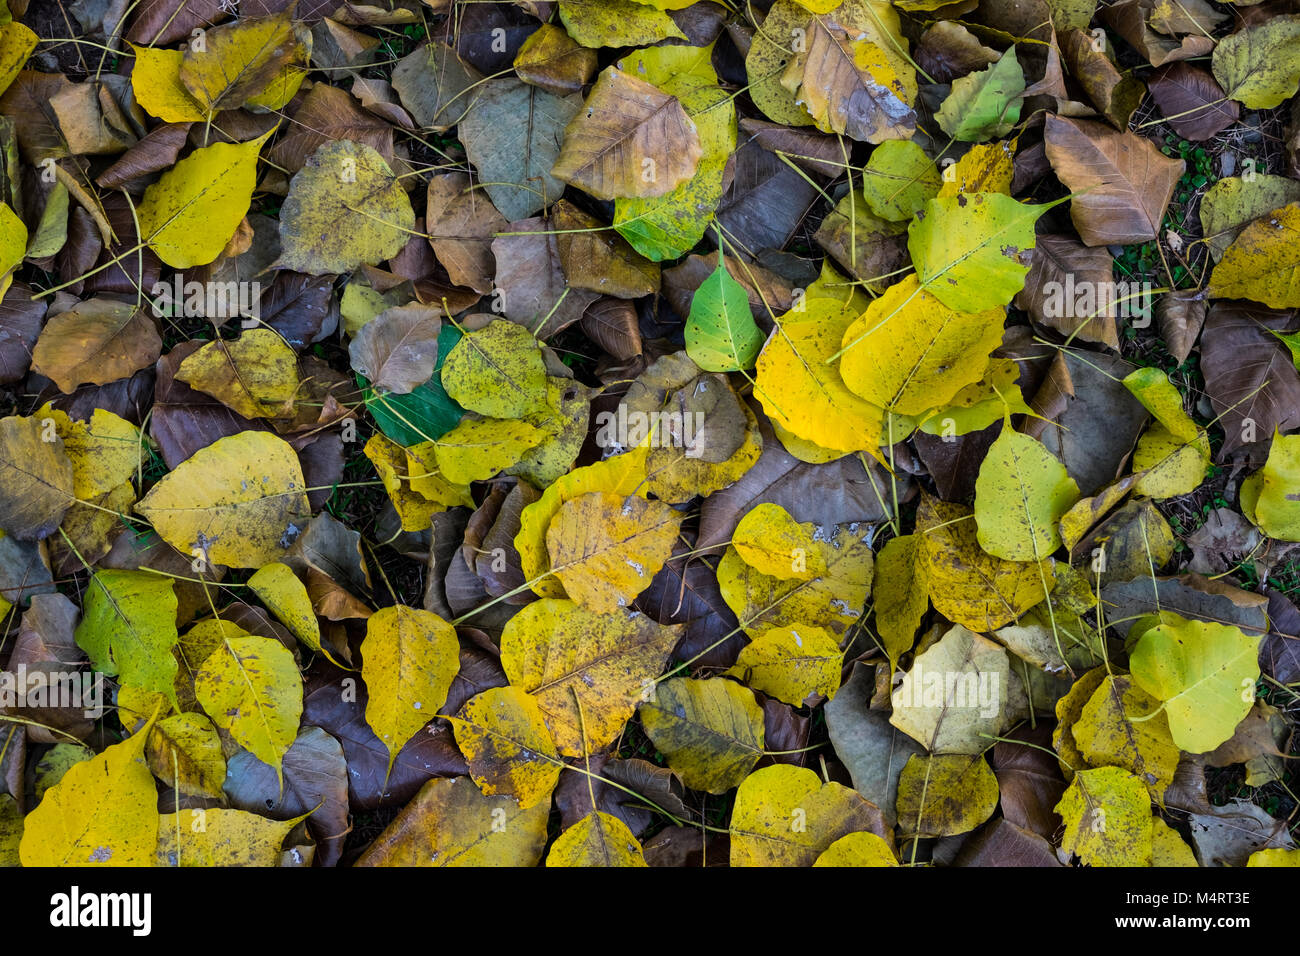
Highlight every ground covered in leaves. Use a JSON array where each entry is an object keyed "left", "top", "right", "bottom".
[{"left": 1, "top": 0, "right": 1300, "bottom": 869}]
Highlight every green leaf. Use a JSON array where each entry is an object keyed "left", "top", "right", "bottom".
[
  {"left": 365, "top": 325, "right": 464, "bottom": 445},
  {"left": 860, "top": 140, "right": 941, "bottom": 222},
  {"left": 936, "top": 47, "right": 1025, "bottom": 142},
  {"left": 684, "top": 254, "right": 764, "bottom": 372}
]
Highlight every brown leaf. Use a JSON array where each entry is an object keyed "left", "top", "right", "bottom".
[
  {"left": 990, "top": 723, "right": 1066, "bottom": 839},
  {"left": 223, "top": 725, "right": 351, "bottom": 866},
  {"left": 913, "top": 420, "right": 1001, "bottom": 504},
  {"left": 425, "top": 171, "right": 505, "bottom": 295},
  {"left": 915, "top": 21, "right": 999, "bottom": 84},
  {"left": 1200, "top": 301, "right": 1300, "bottom": 456},
  {"left": 461, "top": 478, "right": 537, "bottom": 604},
  {"left": 581, "top": 297, "right": 642, "bottom": 362},
  {"left": 715, "top": 140, "right": 821, "bottom": 257},
  {"left": 30, "top": 298, "right": 162, "bottom": 394},
  {"left": 1155, "top": 290, "right": 1207, "bottom": 364},
  {"left": 96, "top": 123, "right": 194, "bottom": 191},
  {"left": 797, "top": 18, "right": 915, "bottom": 144},
  {"left": 490, "top": 216, "right": 600, "bottom": 339},
  {"left": 1015, "top": 233, "right": 1118, "bottom": 348},
  {"left": 1147, "top": 62, "right": 1239, "bottom": 142},
  {"left": 348, "top": 303, "right": 442, "bottom": 394},
  {"left": 697, "top": 414, "right": 898, "bottom": 554},
  {"left": 1043, "top": 115, "right": 1184, "bottom": 245},
  {"left": 268, "top": 84, "right": 394, "bottom": 174},
  {"left": 634, "top": 533, "right": 743, "bottom": 669},
  {"left": 1060, "top": 29, "right": 1144, "bottom": 129},
  {"left": 150, "top": 340, "right": 266, "bottom": 469},
  {"left": 513, "top": 22, "right": 598, "bottom": 97},
  {"left": 0, "top": 282, "right": 45, "bottom": 384},
  {"left": 1099, "top": 0, "right": 1215, "bottom": 67},
  {"left": 302, "top": 659, "right": 467, "bottom": 811},
  {"left": 258, "top": 271, "right": 337, "bottom": 349},
  {"left": 551, "top": 66, "right": 703, "bottom": 201},
  {"left": 952, "top": 818, "right": 1064, "bottom": 866},
  {"left": 552, "top": 200, "right": 659, "bottom": 298},
  {"left": 738, "top": 117, "right": 844, "bottom": 178},
  {"left": 128, "top": 0, "right": 225, "bottom": 45},
  {"left": 1261, "top": 589, "right": 1300, "bottom": 686},
  {"left": 0, "top": 70, "right": 74, "bottom": 162}
]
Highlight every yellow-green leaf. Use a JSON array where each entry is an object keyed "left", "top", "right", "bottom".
[{"left": 639, "top": 677, "right": 765, "bottom": 794}]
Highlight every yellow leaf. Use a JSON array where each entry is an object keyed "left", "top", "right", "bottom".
[
  {"left": 450, "top": 686, "right": 562, "bottom": 809},
  {"left": 756, "top": 298, "right": 887, "bottom": 458},
  {"left": 1073, "top": 675, "right": 1180, "bottom": 800},
  {"left": 278, "top": 140, "right": 414, "bottom": 275},
  {"left": 195, "top": 633, "right": 302, "bottom": 779},
  {"left": 1241, "top": 432, "right": 1300, "bottom": 540},
  {"left": 873, "top": 533, "right": 929, "bottom": 668},
  {"left": 1055, "top": 766, "right": 1153, "bottom": 866},
  {"left": 135, "top": 431, "right": 311, "bottom": 569},
  {"left": 363, "top": 433, "right": 459, "bottom": 533},
  {"left": 839, "top": 275, "right": 1005, "bottom": 415},
  {"left": 732, "top": 503, "right": 824, "bottom": 580},
  {"left": 937, "top": 139, "right": 1017, "bottom": 197},
  {"left": 890, "top": 624, "right": 1015, "bottom": 753},
  {"left": 0, "top": 22, "right": 37, "bottom": 99},
  {"left": 1152, "top": 815, "right": 1198, "bottom": 866},
  {"left": 974, "top": 425, "right": 1081, "bottom": 561},
  {"left": 546, "top": 812, "right": 647, "bottom": 867},
  {"left": 361, "top": 605, "right": 459, "bottom": 776},
  {"left": 639, "top": 677, "right": 765, "bottom": 794},
  {"left": 0, "top": 201, "right": 24, "bottom": 295},
  {"left": 730, "top": 764, "right": 889, "bottom": 867},
  {"left": 158, "top": 808, "right": 303, "bottom": 867},
  {"left": 403, "top": 441, "right": 475, "bottom": 508},
  {"left": 40, "top": 406, "right": 140, "bottom": 500},
  {"left": 129, "top": 45, "right": 206, "bottom": 122},
  {"left": 179, "top": 12, "right": 304, "bottom": 113},
  {"left": 545, "top": 490, "right": 682, "bottom": 613},
  {"left": 175, "top": 328, "right": 299, "bottom": 419},
  {"left": 248, "top": 561, "right": 340, "bottom": 666},
  {"left": 1248, "top": 847, "right": 1300, "bottom": 866},
  {"left": 515, "top": 444, "right": 650, "bottom": 599},
  {"left": 917, "top": 494, "right": 1051, "bottom": 631},
  {"left": 356, "top": 776, "right": 549, "bottom": 866},
  {"left": 138, "top": 134, "right": 267, "bottom": 269},
  {"left": 813, "top": 831, "right": 898, "bottom": 866},
  {"left": 718, "top": 526, "right": 873, "bottom": 638},
  {"left": 726, "top": 624, "right": 843, "bottom": 706},
  {"left": 19, "top": 721, "right": 159, "bottom": 866},
  {"left": 146, "top": 712, "right": 226, "bottom": 798},
  {"left": 500, "top": 598, "right": 681, "bottom": 756}
]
